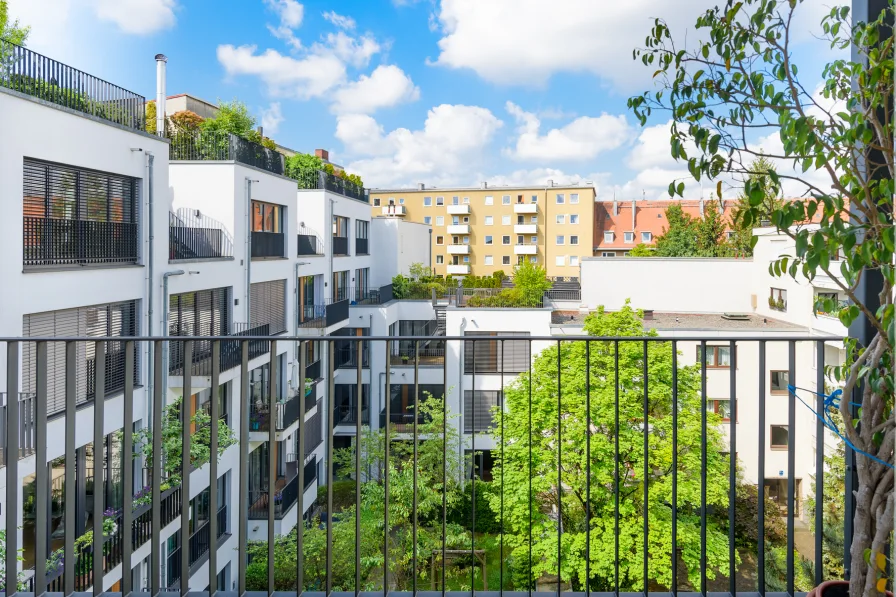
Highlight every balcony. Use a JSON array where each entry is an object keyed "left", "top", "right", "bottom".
[
  {"left": 447, "top": 264, "right": 470, "bottom": 274},
  {"left": 514, "top": 202, "right": 538, "bottom": 214},
  {"left": 332, "top": 236, "right": 349, "bottom": 256},
  {"left": 0, "top": 392, "right": 35, "bottom": 466},
  {"left": 446, "top": 204, "right": 471, "bottom": 215},
  {"left": 168, "top": 323, "right": 271, "bottom": 376},
  {"left": 169, "top": 211, "right": 233, "bottom": 260},
  {"left": 381, "top": 205, "right": 407, "bottom": 216},
  {"left": 168, "top": 128, "right": 285, "bottom": 176},
  {"left": 297, "top": 299, "right": 349, "bottom": 330},
  {"left": 446, "top": 224, "right": 470, "bottom": 234},
  {"left": 514, "top": 243, "right": 538, "bottom": 255},
  {"left": 297, "top": 226, "right": 324, "bottom": 256},
  {"left": 166, "top": 505, "right": 229, "bottom": 589},
  {"left": 389, "top": 340, "right": 445, "bottom": 366},
  {"left": 514, "top": 224, "right": 537, "bottom": 234},
  {"left": 348, "top": 284, "right": 393, "bottom": 305},
  {"left": 248, "top": 456, "right": 317, "bottom": 520},
  {"left": 294, "top": 170, "right": 367, "bottom": 202},
  {"left": 23, "top": 218, "right": 139, "bottom": 269},
  {"left": 251, "top": 231, "right": 285, "bottom": 258},
  {"left": 446, "top": 244, "right": 470, "bottom": 254},
  {"left": 0, "top": 39, "right": 145, "bottom": 129},
  {"left": 355, "top": 237, "right": 369, "bottom": 255},
  {"left": 249, "top": 387, "right": 313, "bottom": 434}
]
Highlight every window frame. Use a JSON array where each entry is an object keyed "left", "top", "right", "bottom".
[
  {"left": 570, "top": 235, "right": 579, "bottom": 245},
  {"left": 624, "top": 231, "right": 635, "bottom": 243},
  {"left": 641, "top": 231, "right": 653, "bottom": 242},
  {"left": 698, "top": 345, "right": 734, "bottom": 369},
  {"left": 604, "top": 231, "right": 614, "bottom": 243},
  {"left": 570, "top": 193, "right": 579, "bottom": 204},
  {"left": 556, "top": 193, "right": 565, "bottom": 204},
  {"left": 770, "top": 425, "right": 789, "bottom": 449},
  {"left": 485, "top": 216, "right": 494, "bottom": 226},
  {"left": 423, "top": 196, "right": 432, "bottom": 207},
  {"left": 556, "top": 235, "right": 565, "bottom": 245},
  {"left": 770, "top": 370, "right": 790, "bottom": 394}
]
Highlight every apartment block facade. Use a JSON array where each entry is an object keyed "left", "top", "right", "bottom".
[{"left": 369, "top": 184, "right": 595, "bottom": 278}]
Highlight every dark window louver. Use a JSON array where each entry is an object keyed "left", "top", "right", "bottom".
[
  {"left": 250, "top": 280, "right": 287, "bottom": 335},
  {"left": 464, "top": 331, "right": 530, "bottom": 373},
  {"left": 22, "top": 300, "right": 140, "bottom": 416},
  {"left": 23, "top": 159, "right": 139, "bottom": 268},
  {"left": 169, "top": 287, "right": 231, "bottom": 374},
  {"left": 464, "top": 390, "right": 502, "bottom": 433}
]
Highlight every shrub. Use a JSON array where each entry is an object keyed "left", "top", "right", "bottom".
[
  {"left": 446, "top": 480, "right": 502, "bottom": 533},
  {"left": 317, "top": 480, "right": 356, "bottom": 513}
]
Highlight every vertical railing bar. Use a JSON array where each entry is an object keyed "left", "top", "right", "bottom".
[
  {"left": 5, "top": 342, "right": 19, "bottom": 597},
  {"left": 700, "top": 340, "right": 708, "bottom": 597},
  {"left": 758, "top": 341, "right": 766, "bottom": 596},
  {"left": 180, "top": 340, "right": 192, "bottom": 597},
  {"left": 64, "top": 341, "right": 77, "bottom": 595},
  {"left": 297, "top": 342, "right": 307, "bottom": 595},
  {"left": 556, "top": 339, "right": 562, "bottom": 597},
  {"left": 267, "top": 341, "right": 278, "bottom": 595},
  {"left": 93, "top": 340, "right": 106, "bottom": 597},
  {"left": 238, "top": 340, "right": 250, "bottom": 595},
  {"left": 209, "top": 340, "right": 220, "bottom": 596},
  {"left": 122, "top": 340, "right": 135, "bottom": 597},
  {"left": 642, "top": 339, "right": 648, "bottom": 596},
  {"left": 786, "top": 341, "right": 796, "bottom": 596},
  {"left": 584, "top": 340, "right": 591, "bottom": 597},
  {"left": 412, "top": 339, "right": 419, "bottom": 594},
  {"left": 814, "top": 340, "right": 825, "bottom": 587},
  {"left": 384, "top": 339, "right": 392, "bottom": 597},
  {"left": 150, "top": 341, "right": 163, "bottom": 596},
  {"left": 356, "top": 337, "right": 363, "bottom": 597},
  {"left": 470, "top": 338, "right": 476, "bottom": 593},
  {"left": 500, "top": 339, "right": 505, "bottom": 592},
  {"left": 441, "top": 338, "right": 448, "bottom": 597},
  {"left": 34, "top": 342, "right": 48, "bottom": 597},
  {"left": 671, "top": 340, "right": 678, "bottom": 596},
  {"left": 326, "top": 341, "right": 335, "bottom": 596},
  {"left": 729, "top": 340, "right": 737, "bottom": 597},
  {"left": 613, "top": 339, "right": 620, "bottom": 594},
  {"left": 528, "top": 337, "right": 533, "bottom": 597}
]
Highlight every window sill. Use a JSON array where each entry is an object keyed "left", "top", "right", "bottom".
[
  {"left": 23, "top": 262, "right": 143, "bottom": 274},
  {"left": 251, "top": 256, "right": 288, "bottom": 261},
  {"left": 770, "top": 446, "right": 789, "bottom": 451},
  {"left": 770, "top": 390, "right": 788, "bottom": 395}
]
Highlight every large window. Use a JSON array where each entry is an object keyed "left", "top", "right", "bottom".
[
  {"left": 464, "top": 331, "right": 530, "bottom": 374},
  {"left": 698, "top": 345, "right": 733, "bottom": 368},
  {"left": 355, "top": 267, "right": 370, "bottom": 299},
  {"left": 23, "top": 159, "right": 139, "bottom": 267},
  {"left": 252, "top": 201, "right": 282, "bottom": 233},
  {"left": 250, "top": 279, "right": 287, "bottom": 334},
  {"left": 771, "top": 371, "right": 790, "bottom": 394},
  {"left": 770, "top": 425, "right": 789, "bottom": 449},
  {"left": 355, "top": 220, "right": 369, "bottom": 254},
  {"left": 332, "top": 215, "right": 349, "bottom": 237},
  {"left": 332, "top": 270, "right": 349, "bottom": 301}
]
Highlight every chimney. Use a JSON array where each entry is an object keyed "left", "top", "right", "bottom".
[
  {"left": 481, "top": 182, "right": 488, "bottom": 189},
  {"left": 154, "top": 54, "right": 167, "bottom": 137},
  {"left": 643, "top": 309, "right": 654, "bottom": 320},
  {"left": 417, "top": 183, "right": 425, "bottom": 191},
  {"left": 315, "top": 149, "right": 329, "bottom": 161},
  {"left": 699, "top": 198, "right": 705, "bottom": 217},
  {"left": 546, "top": 179, "right": 553, "bottom": 187},
  {"left": 257, "top": 125, "right": 263, "bottom": 139},
  {"left": 631, "top": 198, "right": 637, "bottom": 230}
]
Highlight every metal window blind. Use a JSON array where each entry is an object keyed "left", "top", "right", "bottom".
[
  {"left": 22, "top": 300, "right": 140, "bottom": 416},
  {"left": 464, "top": 390, "right": 502, "bottom": 432},
  {"left": 250, "top": 279, "right": 287, "bottom": 334},
  {"left": 23, "top": 159, "right": 139, "bottom": 266},
  {"left": 169, "top": 287, "right": 231, "bottom": 373},
  {"left": 464, "top": 331, "right": 530, "bottom": 373}
]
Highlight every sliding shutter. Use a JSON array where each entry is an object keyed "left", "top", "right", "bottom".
[
  {"left": 250, "top": 279, "right": 287, "bottom": 334},
  {"left": 464, "top": 331, "right": 530, "bottom": 374}
]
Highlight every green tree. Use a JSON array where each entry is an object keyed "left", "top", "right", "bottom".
[
  {"left": 695, "top": 200, "right": 733, "bottom": 256},
  {"left": 200, "top": 100, "right": 274, "bottom": 146},
  {"left": 511, "top": 259, "right": 552, "bottom": 305},
  {"left": 491, "top": 302, "right": 733, "bottom": 591},
  {"left": 285, "top": 152, "right": 324, "bottom": 188},
  {"left": 1, "top": 1, "right": 30, "bottom": 45},
  {"left": 629, "top": 2, "right": 894, "bottom": 594},
  {"left": 654, "top": 203, "right": 699, "bottom": 256},
  {"left": 408, "top": 262, "right": 431, "bottom": 281},
  {"left": 729, "top": 157, "right": 785, "bottom": 256},
  {"left": 627, "top": 243, "right": 654, "bottom": 256},
  {"left": 807, "top": 441, "right": 847, "bottom": 580}
]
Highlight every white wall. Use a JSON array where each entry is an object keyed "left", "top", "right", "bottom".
[{"left": 370, "top": 218, "right": 433, "bottom": 285}]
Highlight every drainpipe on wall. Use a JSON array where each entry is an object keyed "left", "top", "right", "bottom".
[
  {"left": 294, "top": 261, "right": 310, "bottom": 388},
  {"left": 161, "top": 270, "right": 185, "bottom": 402},
  {"left": 145, "top": 151, "right": 155, "bottom": 424},
  {"left": 457, "top": 317, "right": 467, "bottom": 470},
  {"left": 328, "top": 198, "right": 336, "bottom": 299},
  {"left": 246, "top": 178, "right": 259, "bottom": 320}
]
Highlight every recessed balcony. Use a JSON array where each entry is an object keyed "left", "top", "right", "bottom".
[{"left": 514, "top": 243, "right": 538, "bottom": 255}]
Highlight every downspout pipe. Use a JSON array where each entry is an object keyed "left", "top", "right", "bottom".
[
  {"left": 294, "top": 261, "right": 310, "bottom": 387},
  {"left": 161, "top": 270, "right": 186, "bottom": 401},
  {"left": 146, "top": 151, "right": 155, "bottom": 423},
  {"left": 246, "top": 179, "right": 259, "bottom": 321},
  {"left": 457, "top": 316, "right": 467, "bottom": 470}
]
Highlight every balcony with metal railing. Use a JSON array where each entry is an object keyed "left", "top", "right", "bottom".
[
  {"left": 167, "top": 128, "right": 285, "bottom": 176},
  {"left": 248, "top": 383, "right": 316, "bottom": 435},
  {"left": 166, "top": 506, "right": 229, "bottom": 589},
  {"left": 0, "top": 39, "right": 145, "bottom": 129},
  {"left": 168, "top": 322, "right": 270, "bottom": 376},
  {"left": 251, "top": 230, "right": 285, "bottom": 259},
  {"left": 332, "top": 235, "right": 349, "bottom": 256},
  {"left": 0, "top": 332, "right": 857, "bottom": 596},
  {"left": 294, "top": 170, "right": 368, "bottom": 202},
  {"left": 297, "top": 299, "right": 349, "bottom": 330},
  {"left": 169, "top": 211, "right": 233, "bottom": 261},
  {"left": 297, "top": 225, "right": 324, "bottom": 256}
]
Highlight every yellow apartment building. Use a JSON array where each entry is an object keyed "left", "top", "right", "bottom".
[{"left": 369, "top": 183, "right": 595, "bottom": 278}]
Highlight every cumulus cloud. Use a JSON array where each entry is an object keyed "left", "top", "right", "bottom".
[
  {"left": 331, "top": 65, "right": 419, "bottom": 114},
  {"left": 505, "top": 102, "right": 630, "bottom": 161},
  {"left": 260, "top": 102, "right": 285, "bottom": 135},
  {"left": 217, "top": 44, "right": 347, "bottom": 99},
  {"left": 322, "top": 11, "right": 356, "bottom": 30},
  {"left": 93, "top": 0, "right": 177, "bottom": 35},
  {"left": 264, "top": 0, "right": 303, "bottom": 28},
  {"left": 336, "top": 105, "right": 503, "bottom": 187},
  {"left": 480, "top": 168, "right": 609, "bottom": 189},
  {"left": 316, "top": 31, "right": 381, "bottom": 68}
]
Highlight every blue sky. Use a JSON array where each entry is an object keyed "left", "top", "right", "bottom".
[{"left": 9, "top": 0, "right": 844, "bottom": 196}]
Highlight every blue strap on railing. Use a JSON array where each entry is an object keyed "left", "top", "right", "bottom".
[{"left": 789, "top": 384, "right": 893, "bottom": 469}]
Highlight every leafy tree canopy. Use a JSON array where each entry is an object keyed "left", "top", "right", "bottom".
[{"left": 0, "top": 1, "right": 29, "bottom": 45}]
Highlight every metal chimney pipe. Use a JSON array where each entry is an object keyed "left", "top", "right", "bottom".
[{"left": 155, "top": 54, "right": 167, "bottom": 137}]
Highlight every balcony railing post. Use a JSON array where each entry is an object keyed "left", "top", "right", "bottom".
[
  {"left": 209, "top": 340, "right": 220, "bottom": 596},
  {"left": 122, "top": 344, "right": 134, "bottom": 597},
  {"left": 5, "top": 342, "right": 19, "bottom": 596},
  {"left": 34, "top": 341, "right": 49, "bottom": 597},
  {"left": 92, "top": 340, "right": 106, "bottom": 597},
  {"left": 64, "top": 341, "right": 77, "bottom": 595},
  {"left": 268, "top": 341, "right": 278, "bottom": 590},
  {"left": 180, "top": 340, "right": 193, "bottom": 597},
  {"left": 297, "top": 341, "right": 306, "bottom": 591},
  {"left": 238, "top": 340, "right": 250, "bottom": 595}
]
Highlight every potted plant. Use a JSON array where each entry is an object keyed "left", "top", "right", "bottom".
[
  {"left": 768, "top": 296, "right": 777, "bottom": 309},
  {"left": 401, "top": 355, "right": 409, "bottom": 364},
  {"left": 629, "top": 2, "right": 894, "bottom": 595},
  {"left": 775, "top": 297, "right": 785, "bottom": 311}
]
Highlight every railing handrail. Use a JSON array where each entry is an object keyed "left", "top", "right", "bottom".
[{"left": 166, "top": 128, "right": 285, "bottom": 175}]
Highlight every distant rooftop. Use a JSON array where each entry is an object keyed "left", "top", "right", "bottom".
[
  {"left": 370, "top": 183, "right": 597, "bottom": 193},
  {"left": 552, "top": 311, "right": 805, "bottom": 332}
]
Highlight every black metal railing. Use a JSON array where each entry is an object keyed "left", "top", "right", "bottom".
[
  {"left": 248, "top": 473, "right": 300, "bottom": 520},
  {"left": 294, "top": 170, "right": 368, "bottom": 202},
  {"left": 249, "top": 390, "right": 305, "bottom": 432},
  {"left": 167, "top": 129, "right": 284, "bottom": 175},
  {"left": 0, "top": 392, "right": 35, "bottom": 466},
  {"left": 389, "top": 340, "right": 445, "bottom": 366},
  {"left": 23, "top": 217, "right": 139, "bottom": 267},
  {"left": 0, "top": 39, "right": 145, "bottom": 129},
  {"left": 298, "top": 299, "right": 350, "bottom": 329},
  {"left": 304, "top": 401, "right": 323, "bottom": 454},
  {"left": 251, "top": 231, "right": 285, "bottom": 258},
  {"left": 332, "top": 236, "right": 349, "bottom": 256},
  {"left": 305, "top": 358, "right": 322, "bottom": 381},
  {"left": 355, "top": 238, "right": 369, "bottom": 255},
  {"left": 1, "top": 333, "right": 852, "bottom": 597},
  {"left": 169, "top": 212, "right": 232, "bottom": 260},
  {"left": 167, "top": 505, "right": 228, "bottom": 588},
  {"left": 297, "top": 226, "right": 323, "bottom": 256},
  {"left": 169, "top": 323, "right": 270, "bottom": 376}
]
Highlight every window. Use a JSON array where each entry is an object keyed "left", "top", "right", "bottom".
[
  {"left": 604, "top": 231, "right": 614, "bottom": 242},
  {"left": 531, "top": 215, "right": 538, "bottom": 223},
  {"left": 569, "top": 256, "right": 579, "bottom": 266},
  {"left": 424, "top": 197, "right": 432, "bottom": 207},
  {"left": 436, "top": 235, "right": 444, "bottom": 245},
  {"left": 529, "top": 256, "right": 537, "bottom": 263},
  {"left": 332, "top": 215, "right": 348, "bottom": 237},
  {"left": 356, "top": 220, "right": 369, "bottom": 240},
  {"left": 464, "top": 331, "right": 530, "bottom": 374},
  {"left": 771, "top": 371, "right": 789, "bottom": 394},
  {"left": 485, "top": 235, "right": 493, "bottom": 245},
  {"left": 502, "top": 236, "right": 510, "bottom": 245},
  {"left": 252, "top": 200, "right": 283, "bottom": 233},
  {"left": 464, "top": 390, "right": 502, "bottom": 432},
  {"left": 601, "top": 252, "right": 616, "bottom": 257},
  {"left": 452, "top": 236, "right": 459, "bottom": 244},
  {"left": 485, "top": 216, "right": 494, "bottom": 225},
  {"left": 770, "top": 425, "right": 789, "bottom": 449},
  {"left": 452, "top": 196, "right": 459, "bottom": 205},
  {"left": 502, "top": 256, "right": 511, "bottom": 265},
  {"left": 556, "top": 193, "right": 565, "bottom": 204},
  {"left": 502, "top": 215, "right": 511, "bottom": 225},
  {"left": 463, "top": 236, "right": 470, "bottom": 244},
  {"left": 436, "top": 216, "right": 444, "bottom": 226},
  {"left": 424, "top": 216, "right": 432, "bottom": 225},
  {"left": 556, "top": 214, "right": 566, "bottom": 224},
  {"left": 373, "top": 198, "right": 380, "bottom": 206},
  {"left": 707, "top": 399, "right": 735, "bottom": 421},
  {"left": 463, "top": 216, "right": 470, "bottom": 223},
  {"left": 250, "top": 279, "right": 287, "bottom": 334},
  {"left": 556, "top": 235, "right": 565, "bottom": 245},
  {"left": 570, "top": 193, "right": 579, "bottom": 204},
  {"left": 624, "top": 232, "right": 635, "bottom": 243},
  {"left": 436, "top": 196, "right": 444, "bottom": 206},
  {"left": 331, "top": 271, "right": 349, "bottom": 302},
  {"left": 484, "top": 255, "right": 493, "bottom": 265},
  {"left": 555, "top": 256, "right": 566, "bottom": 266},
  {"left": 569, "top": 214, "right": 579, "bottom": 224},
  {"left": 531, "top": 195, "right": 538, "bottom": 203},
  {"left": 463, "top": 256, "right": 470, "bottom": 263},
  {"left": 570, "top": 235, "right": 579, "bottom": 245},
  {"left": 770, "top": 288, "right": 788, "bottom": 311},
  {"left": 530, "top": 236, "right": 537, "bottom": 243},
  {"left": 698, "top": 345, "right": 733, "bottom": 368},
  {"left": 502, "top": 195, "right": 511, "bottom": 205},
  {"left": 463, "top": 196, "right": 470, "bottom": 204},
  {"left": 641, "top": 231, "right": 653, "bottom": 242},
  {"left": 436, "top": 255, "right": 444, "bottom": 264},
  {"left": 399, "top": 198, "right": 405, "bottom": 204},
  {"left": 485, "top": 196, "right": 494, "bottom": 205},
  {"left": 452, "top": 216, "right": 460, "bottom": 225}
]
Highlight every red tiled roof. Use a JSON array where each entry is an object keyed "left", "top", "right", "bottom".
[{"left": 593, "top": 199, "right": 736, "bottom": 250}]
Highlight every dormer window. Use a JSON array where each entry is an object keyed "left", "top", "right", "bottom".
[
  {"left": 624, "top": 232, "right": 634, "bottom": 243},
  {"left": 641, "top": 231, "right": 652, "bottom": 242},
  {"left": 604, "top": 231, "right": 614, "bottom": 243}
]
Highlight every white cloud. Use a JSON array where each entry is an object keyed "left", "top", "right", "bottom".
[
  {"left": 322, "top": 11, "right": 356, "bottom": 30},
  {"left": 337, "top": 105, "right": 503, "bottom": 187},
  {"left": 92, "top": 0, "right": 177, "bottom": 35},
  {"left": 480, "top": 168, "right": 608, "bottom": 189},
  {"left": 260, "top": 102, "right": 284, "bottom": 135},
  {"left": 217, "top": 45, "right": 347, "bottom": 99},
  {"left": 264, "top": 0, "right": 303, "bottom": 28},
  {"left": 331, "top": 65, "right": 420, "bottom": 114},
  {"left": 316, "top": 31, "right": 381, "bottom": 68},
  {"left": 505, "top": 102, "right": 630, "bottom": 161}
]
